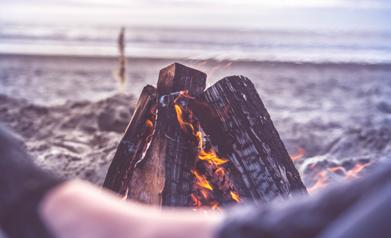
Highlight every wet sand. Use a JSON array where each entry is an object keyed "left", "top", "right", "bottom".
[{"left": 0, "top": 54, "right": 390, "bottom": 188}]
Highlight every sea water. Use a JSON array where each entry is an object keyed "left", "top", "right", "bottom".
[{"left": 0, "top": 0, "right": 390, "bottom": 63}]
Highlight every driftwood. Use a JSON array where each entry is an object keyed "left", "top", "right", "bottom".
[
  {"left": 129, "top": 63, "right": 206, "bottom": 206},
  {"left": 103, "top": 85, "right": 157, "bottom": 196},
  {"left": 191, "top": 76, "right": 307, "bottom": 202}
]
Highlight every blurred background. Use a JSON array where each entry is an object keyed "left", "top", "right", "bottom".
[
  {"left": 0, "top": 0, "right": 390, "bottom": 194},
  {"left": 1, "top": 0, "right": 390, "bottom": 62}
]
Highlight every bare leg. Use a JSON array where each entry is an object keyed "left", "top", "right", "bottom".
[{"left": 40, "top": 180, "right": 223, "bottom": 238}]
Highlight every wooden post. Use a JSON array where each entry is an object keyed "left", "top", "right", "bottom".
[
  {"left": 103, "top": 85, "right": 157, "bottom": 196},
  {"left": 129, "top": 63, "right": 207, "bottom": 206},
  {"left": 191, "top": 76, "right": 307, "bottom": 202}
]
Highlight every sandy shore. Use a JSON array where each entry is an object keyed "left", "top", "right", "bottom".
[
  {"left": 0, "top": 93, "right": 134, "bottom": 184},
  {"left": 0, "top": 54, "right": 390, "bottom": 187}
]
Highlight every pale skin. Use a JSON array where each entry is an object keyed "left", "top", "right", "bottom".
[{"left": 40, "top": 180, "right": 224, "bottom": 238}]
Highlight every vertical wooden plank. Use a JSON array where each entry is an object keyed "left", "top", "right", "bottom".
[
  {"left": 129, "top": 63, "right": 207, "bottom": 206},
  {"left": 103, "top": 85, "right": 156, "bottom": 196},
  {"left": 194, "top": 76, "right": 307, "bottom": 202}
]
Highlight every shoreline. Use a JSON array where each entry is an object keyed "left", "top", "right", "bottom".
[{"left": 2, "top": 53, "right": 391, "bottom": 70}]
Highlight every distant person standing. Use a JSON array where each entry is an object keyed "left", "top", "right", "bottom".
[{"left": 115, "top": 27, "right": 127, "bottom": 94}]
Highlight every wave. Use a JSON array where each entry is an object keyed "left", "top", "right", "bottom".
[{"left": 1, "top": 24, "right": 391, "bottom": 64}]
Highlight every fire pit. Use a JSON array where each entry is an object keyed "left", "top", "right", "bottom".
[{"left": 103, "top": 63, "right": 307, "bottom": 209}]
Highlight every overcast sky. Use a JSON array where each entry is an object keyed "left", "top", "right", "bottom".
[{"left": 0, "top": 0, "right": 390, "bottom": 31}]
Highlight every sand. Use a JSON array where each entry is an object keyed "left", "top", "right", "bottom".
[
  {"left": 0, "top": 54, "right": 390, "bottom": 188},
  {"left": 0, "top": 93, "right": 134, "bottom": 185}
]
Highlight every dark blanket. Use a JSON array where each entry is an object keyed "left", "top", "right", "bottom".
[
  {"left": 217, "top": 161, "right": 391, "bottom": 238},
  {"left": 0, "top": 125, "right": 63, "bottom": 238}
]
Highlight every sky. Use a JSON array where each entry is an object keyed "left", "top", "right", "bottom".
[{"left": 0, "top": 0, "right": 390, "bottom": 32}]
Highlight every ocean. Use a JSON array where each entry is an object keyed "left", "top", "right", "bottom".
[{"left": 0, "top": 0, "right": 391, "bottom": 63}]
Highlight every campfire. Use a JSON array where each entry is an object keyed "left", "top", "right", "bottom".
[{"left": 103, "top": 63, "right": 307, "bottom": 208}]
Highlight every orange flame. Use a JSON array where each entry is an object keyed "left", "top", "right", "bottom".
[
  {"left": 175, "top": 95, "right": 228, "bottom": 166},
  {"left": 199, "top": 150, "right": 228, "bottom": 166},
  {"left": 192, "top": 170, "right": 213, "bottom": 191},
  {"left": 196, "top": 131, "right": 203, "bottom": 148},
  {"left": 174, "top": 91, "right": 241, "bottom": 208},
  {"left": 230, "top": 191, "right": 241, "bottom": 203},
  {"left": 290, "top": 148, "right": 305, "bottom": 162},
  {"left": 174, "top": 104, "right": 195, "bottom": 132}
]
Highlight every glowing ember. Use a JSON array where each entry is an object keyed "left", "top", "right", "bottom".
[
  {"left": 307, "top": 161, "right": 372, "bottom": 193},
  {"left": 191, "top": 194, "right": 202, "bottom": 207},
  {"left": 200, "top": 190, "right": 209, "bottom": 200},
  {"left": 211, "top": 202, "right": 220, "bottom": 210},
  {"left": 290, "top": 147, "right": 305, "bottom": 162},
  {"left": 215, "top": 167, "right": 225, "bottom": 176},
  {"left": 145, "top": 119, "right": 154, "bottom": 129},
  {"left": 346, "top": 162, "right": 371, "bottom": 180},
  {"left": 308, "top": 171, "right": 328, "bottom": 193}
]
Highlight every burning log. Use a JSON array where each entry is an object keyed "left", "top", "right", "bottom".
[
  {"left": 103, "top": 85, "right": 157, "bottom": 196},
  {"left": 129, "top": 63, "right": 206, "bottom": 206},
  {"left": 104, "top": 63, "right": 306, "bottom": 208},
  {"left": 191, "top": 76, "right": 307, "bottom": 202}
]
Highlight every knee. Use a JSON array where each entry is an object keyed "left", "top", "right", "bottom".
[{"left": 0, "top": 124, "right": 26, "bottom": 157}]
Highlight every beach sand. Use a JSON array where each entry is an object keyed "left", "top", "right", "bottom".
[{"left": 0, "top": 54, "right": 390, "bottom": 188}]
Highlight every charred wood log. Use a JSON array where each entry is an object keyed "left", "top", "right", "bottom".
[
  {"left": 103, "top": 85, "right": 157, "bottom": 196},
  {"left": 129, "top": 63, "right": 206, "bottom": 206},
  {"left": 191, "top": 76, "right": 307, "bottom": 202}
]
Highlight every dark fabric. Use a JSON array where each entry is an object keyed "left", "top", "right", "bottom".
[
  {"left": 216, "top": 161, "right": 391, "bottom": 238},
  {"left": 0, "top": 125, "right": 64, "bottom": 238},
  {"left": 318, "top": 183, "right": 391, "bottom": 238}
]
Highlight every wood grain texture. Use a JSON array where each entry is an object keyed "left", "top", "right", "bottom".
[
  {"left": 129, "top": 63, "right": 207, "bottom": 206},
  {"left": 197, "top": 76, "right": 307, "bottom": 202},
  {"left": 103, "top": 85, "right": 156, "bottom": 196}
]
